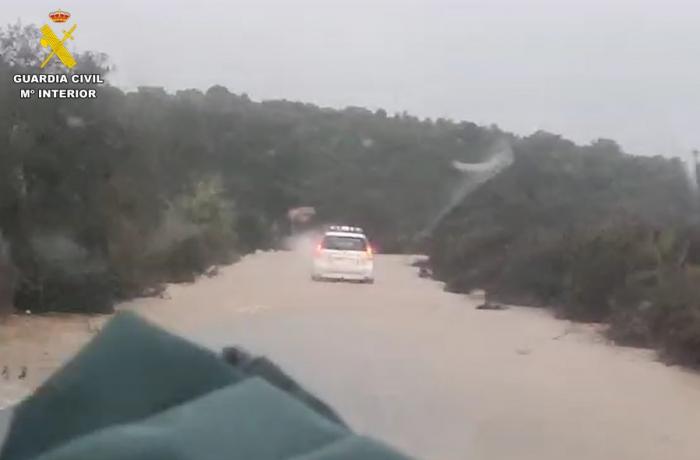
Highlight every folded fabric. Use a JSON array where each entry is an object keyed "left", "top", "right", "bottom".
[
  {"left": 221, "top": 346, "right": 347, "bottom": 428},
  {"left": 0, "top": 312, "right": 409, "bottom": 460}
]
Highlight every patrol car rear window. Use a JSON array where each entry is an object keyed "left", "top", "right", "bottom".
[{"left": 322, "top": 236, "right": 367, "bottom": 251}]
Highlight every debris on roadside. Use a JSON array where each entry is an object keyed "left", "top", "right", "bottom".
[
  {"left": 552, "top": 325, "right": 576, "bottom": 340},
  {"left": 476, "top": 302, "right": 508, "bottom": 310},
  {"left": 418, "top": 266, "right": 433, "bottom": 278},
  {"left": 141, "top": 284, "right": 167, "bottom": 298},
  {"left": 410, "top": 257, "right": 433, "bottom": 278},
  {"left": 409, "top": 257, "right": 429, "bottom": 267},
  {"left": 204, "top": 265, "right": 220, "bottom": 278},
  {"left": 468, "top": 289, "right": 486, "bottom": 302},
  {"left": 471, "top": 289, "right": 509, "bottom": 310}
]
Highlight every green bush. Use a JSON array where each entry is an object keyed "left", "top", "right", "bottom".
[
  {"left": 560, "top": 221, "right": 649, "bottom": 321},
  {"left": 0, "top": 234, "right": 16, "bottom": 315},
  {"left": 11, "top": 234, "right": 115, "bottom": 313},
  {"left": 429, "top": 134, "right": 700, "bottom": 367},
  {"left": 609, "top": 268, "right": 700, "bottom": 366},
  {"left": 655, "top": 302, "right": 700, "bottom": 367},
  {"left": 139, "top": 176, "right": 239, "bottom": 285},
  {"left": 14, "top": 270, "right": 114, "bottom": 314}
]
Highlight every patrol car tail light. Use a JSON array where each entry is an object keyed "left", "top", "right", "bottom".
[{"left": 366, "top": 244, "right": 374, "bottom": 258}]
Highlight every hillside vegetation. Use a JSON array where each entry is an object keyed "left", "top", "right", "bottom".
[
  {"left": 0, "top": 24, "right": 494, "bottom": 312},
  {"left": 2, "top": 24, "right": 699, "bottom": 366},
  {"left": 430, "top": 133, "right": 700, "bottom": 366}
]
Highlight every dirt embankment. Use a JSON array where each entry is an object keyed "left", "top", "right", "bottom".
[{"left": 0, "top": 314, "right": 108, "bottom": 409}]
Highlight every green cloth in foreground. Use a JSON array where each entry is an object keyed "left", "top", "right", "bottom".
[{"left": 0, "top": 312, "right": 409, "bottom": 460}]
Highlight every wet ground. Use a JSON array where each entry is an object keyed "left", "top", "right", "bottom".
[{"left": 3, "top": 250, "right": 700, "bottom": 459}]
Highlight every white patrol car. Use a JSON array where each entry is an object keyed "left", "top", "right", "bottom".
[{"left": 311, "top": 226, "right": 374, "bottom": 283}]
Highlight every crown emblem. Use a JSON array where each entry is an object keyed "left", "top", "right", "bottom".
[{"left": 49, "top": 10, "right": 71, "bottom": 23}]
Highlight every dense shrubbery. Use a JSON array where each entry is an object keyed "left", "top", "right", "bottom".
[
  {"left": 430, "top": 131, "right": 700, "bottom": 366},
  {"left": 0, "top": 233, "right": 15, "bottom": 315},
  {"left": 0, "top": 23, "right": 495, "bottom": 313},
  {"left": 3, "top": 24, "right": 700, "bottom": 367}
]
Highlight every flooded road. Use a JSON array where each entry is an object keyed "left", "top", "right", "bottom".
[
  {"left": 126, "top": 251, "right": 700, "bottom": 460},
  {"left": 3, "top": 250, "right": 700, "bottom": 459}
]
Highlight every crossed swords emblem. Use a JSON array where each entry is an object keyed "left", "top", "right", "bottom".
[{"left": 39, "top": 23, "right": 77, "bottom": 69}]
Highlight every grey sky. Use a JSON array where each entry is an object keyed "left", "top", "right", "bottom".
[{"left": 6, "top": 0, "right": 700, "bottom": 157}]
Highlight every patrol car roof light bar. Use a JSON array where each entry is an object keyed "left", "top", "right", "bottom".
[{"left": 328, "top": 225, "right": 364, "bottom": 233}]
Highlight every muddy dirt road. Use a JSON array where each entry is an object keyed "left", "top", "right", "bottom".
[{"left": 4, "top": 250, "right": 700, "bottom": 459}]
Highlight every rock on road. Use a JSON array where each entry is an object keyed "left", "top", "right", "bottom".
[{"left": 4, "top": 250, "right": 700, "bottom": 459}]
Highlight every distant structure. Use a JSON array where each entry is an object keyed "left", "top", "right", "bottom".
[{"left": 287, "top": 207, "right": 316, "bottom": 233}]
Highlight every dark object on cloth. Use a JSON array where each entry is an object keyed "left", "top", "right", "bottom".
[
  {"left": 0, "top": 312, "right": 408, "bottom": 460},
  {"left": 221, "top": 347, "right": 347, "bottom": 428}
]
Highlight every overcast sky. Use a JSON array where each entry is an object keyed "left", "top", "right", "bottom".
[{"left": 6, "top": 0, "right": 700, "bottom": 157}]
